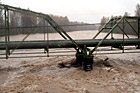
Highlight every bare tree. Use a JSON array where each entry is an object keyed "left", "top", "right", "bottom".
[
  {"left": 135, "top": 4, "right": 140, "bottom": 16},
  {"left": 98, "top": 16, "right": 109, "bottom": 30},
  {"left": 124, "top": 12, "right": 129, "bottom": 16}
]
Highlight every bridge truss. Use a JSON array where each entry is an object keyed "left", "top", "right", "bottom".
[{"left": 0, "top": 4, "right": 140, "bottom": 71}]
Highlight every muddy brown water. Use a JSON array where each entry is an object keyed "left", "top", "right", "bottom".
[{"left": 0, "top": 71, "right": 9, "bottom": 85}]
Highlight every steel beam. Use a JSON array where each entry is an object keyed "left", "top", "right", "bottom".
[
  {"left": 0, "top": 4, "right": 81, "bottom": 51},
  {"left": 90, "top": 17, "right": 124, "bottom": 55},
  {"left": 0, "top": 39, "right": 140, "bottom": 50},
  {"left": 138, "top": 18, "right": 140, "bottom": 38}
]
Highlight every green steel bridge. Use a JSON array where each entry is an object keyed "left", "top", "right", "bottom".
[{"left": 0, "top": 4, "right": 140, "bottom": 71}]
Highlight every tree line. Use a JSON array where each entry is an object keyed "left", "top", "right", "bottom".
[
  {"left": 99, "top": 4, "right": 140, "bottom": 35},
  {"left": 0, "top": 3, "right": 96, "bottom": 36}
]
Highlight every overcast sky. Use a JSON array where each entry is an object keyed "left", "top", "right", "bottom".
[{"left": 1, "top": 0, "right": 139, "bottom": 23}]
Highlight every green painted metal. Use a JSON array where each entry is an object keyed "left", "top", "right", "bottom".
[
  {"left": 1, "top": 39, "right": 140, "bottom": 50},
  {"left": 93, "top": 19, "right": 113, "bottom": 39},
  {"left": 90, "top": 17, "right": 124, "bottom": 55},
  {"left": 93, "top": 17, "right": 129, "bottom": 39},
  {"left": 4, "top": 6, "right": 10, "bottom": 59},
  {"left": 111, "top": 19, "right": 113, "bottom": 39},
  {"left": 0, "top": 4, "right": 81, "bottom": 52},
  {"left": 46, "top": 22, "right": 49, "bottom": 57},
  {"left": 0, "top": 4, "right": 140, "bottom": 60},
  {"left": 122, "top": 18, "right": 125, "bottom": 53},
  {"left": 10, "top": 29, "right": 32, "bottom": 54},
  {"left": 117, "top": 25, "right": 129, "bottom": 38},
  {"left": 0, "top": 4, "right": 81, "bottom": 57},
  {"left": 90, "top": 16, "right": 140, "bottom": 55},
  {"left": 138, "top": 18, "right": 140, "bottom": 38}
]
